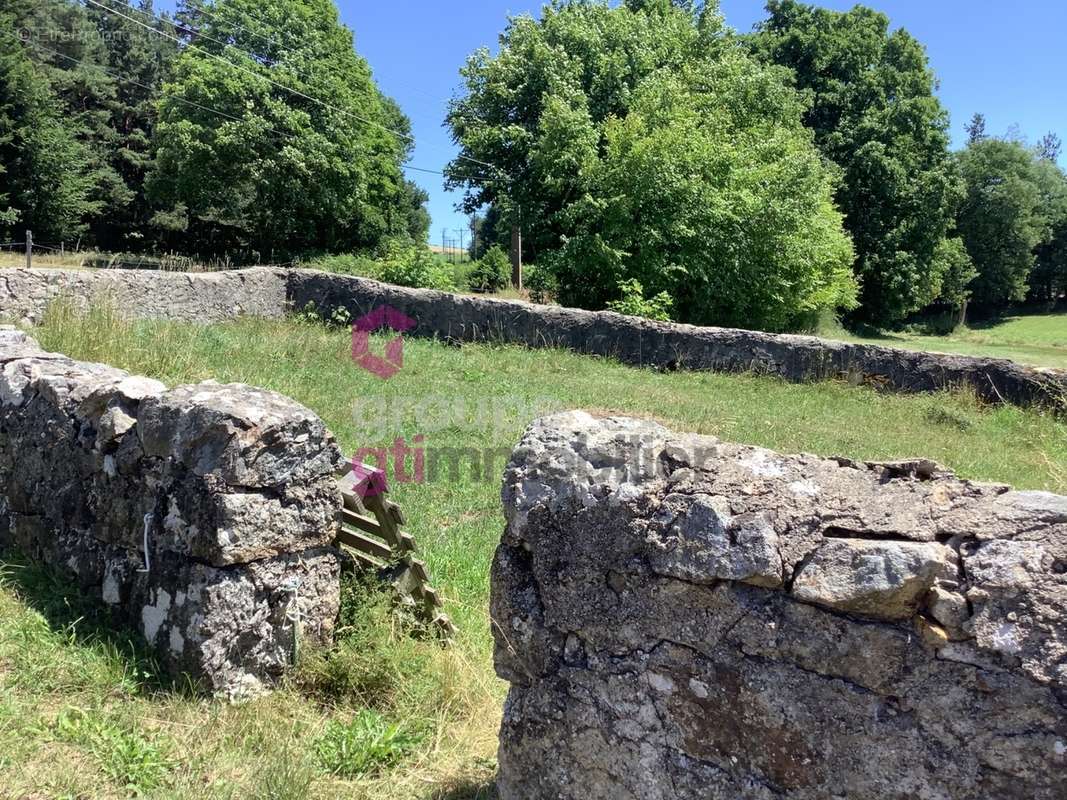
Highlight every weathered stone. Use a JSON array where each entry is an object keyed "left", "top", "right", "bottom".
[
  {"left": 494, "top": 412, "right": 1067, "bottom": 799},
  {"left": 0, "top": 328, "right": 344, "bottom": 696},
  {"left": 791, "top": 538, "right": 954, "bottom": 619}
]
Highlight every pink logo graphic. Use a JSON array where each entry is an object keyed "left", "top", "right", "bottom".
[
  {"left": 351, "top": 305, "right": 417, "bottom": 380},
  {"left": 350, "top": 458, "right": 390, "bottom": 499}
]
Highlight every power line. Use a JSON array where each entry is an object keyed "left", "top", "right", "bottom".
[
  {"left": 26, "top": 38, "right": 496, "bottom": 184},
  {"left": 78, "top": 0, "right": 508, "bottom": 180},
  {"left": 185, "top": 0, "right": 467, "bottom": 115}
]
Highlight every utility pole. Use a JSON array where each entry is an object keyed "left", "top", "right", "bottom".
[
  {"left": 456, "top": 227, "right": 466, "bottom": 263},
  {"left": 25, "top": 230, "right": 32, "bottom": 270},
  {"left": 470, "top": 213, "right": 478, "bottom": 261},
  {"left": 441, "top": 227, "right": 448, "bottom": 260},
  {"left": 510, "top": 211, "right": 522, "bottom": 291}
]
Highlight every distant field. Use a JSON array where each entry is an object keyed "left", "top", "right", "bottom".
[
  {"left": 829, "top": 311, "right": 1067, "bottom": 370},
  {"left": 0, "top": 303, "right": 1062, "bottom": 799}
]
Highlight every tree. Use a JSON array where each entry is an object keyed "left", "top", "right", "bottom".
[
  {"left": 0, "top": 0, "right": 98, "bottom": 241},
  {"left": 27, "top": 0, "right": 126, "bottom": 238},
  {"left": 83, "top": 0, "right": 180, "bottom": 250},
  {"left": 1037, "top": 132, "right": 1062, "bottom": 163},
  {"left": 965, "top": 113, "right": 987, "bottom": 144},
  {"left": 929, "top": 236, "right": 976, "bottom": 323},
  {"left": 1028, "top": 156, "right": 1067, "bottom": 303},
  {"left": 956, "top": 138, "right": 1046, "bottom": 308},
  {"left": 446, "top": 0, "right": 855, "bottom": 332},
  {"left": 749, "top": 0, "right": 963, "bottom": 325},
  {"left": 149, "top": 0, "right": 416, "bottom": 258}
]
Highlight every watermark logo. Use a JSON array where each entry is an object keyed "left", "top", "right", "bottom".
[{"left": 351, "top": 305, "right": 416, "bottom": 380}]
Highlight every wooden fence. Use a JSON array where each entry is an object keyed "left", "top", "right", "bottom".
[{"left": 334, "top": 465, "right": 455, "bottom": 637}]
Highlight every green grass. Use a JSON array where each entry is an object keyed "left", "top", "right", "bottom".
[
  {"left": 0, "top": 300, "right": 1063, "bottom": 798},
  {"left": 825, "top": 309, "right": 1067, "bottom": 370}
]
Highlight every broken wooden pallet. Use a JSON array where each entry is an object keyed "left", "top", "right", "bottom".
[{"left": 334, "top": 465, "right": 455, "bottom": 637}]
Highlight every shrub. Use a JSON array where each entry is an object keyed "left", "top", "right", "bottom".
[
  {"left": 314, "top": 710, "right": 422, "bottom": 778},
  {"left": 524, "top": 263, "right": 558, "bottom": 304},
  {"left": 378, "top": 240, "right": 456, "bottom": 290},
  {"left": 301, "top": 253, "right": 380, "bottom": 278},
  {"left": 467, "top": 245, "right": 511, "bottom": 293},
  {"left": 606, "top": 279, "right": 674, "bottom": 322}
]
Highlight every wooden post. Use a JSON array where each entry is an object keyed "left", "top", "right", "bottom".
[
  {"left": 510, "top": 220, "right": 522, "bottom": 291},
  {"left": 25, "top": 230, "right": 31, "bottom": 269}
]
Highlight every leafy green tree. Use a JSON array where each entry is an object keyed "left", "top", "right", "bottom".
[
  {"left": 27, "top": 0, "right": 126, "bottom": 239},
  {"left": 446, "top": 0, "right": 855, "bottom": 331},
  {"left": 149, "top": 0, "right": 417, "bottom": 257},
  {"left": 1028, "top": 154, "right": 1067, "bottom": 303},
  {"left": 749, "top": 0, "right": 963, "bottom": 324},
  {"left": 928, "top": 236, "right": 976, "bottom": 322},
  {"left": 956, "top": 138, "right": 1046, "bottom": 308},
  {"left": 0, "top": 1, "right": 98, "bottom": 241},
  {"left": 398, "top": 180, "right": 431, "bottom": 243}
]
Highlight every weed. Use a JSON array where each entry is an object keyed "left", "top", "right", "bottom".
[
  {"left": 53, "top": 707, "right": 174, "bottom": 795},
  {"left": 314, "top": 710, "right": 423, "bottom": 778},
  {"left": 248, "top": 746, "right": 316, "bottom": 800}
]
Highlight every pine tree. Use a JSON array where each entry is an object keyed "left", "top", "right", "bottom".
[
  {"left": 0, "top": 0, "right": 98, "bottom": 241},
  {"left": 86, "top": 0, "right": 179, "bottom": 249}
]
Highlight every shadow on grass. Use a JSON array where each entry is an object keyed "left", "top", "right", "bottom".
[
  {"left": 966, "top": 308, "right": 1067, "bottom": 332},
  {"left": 0, "top": 550, "right": 191, "bottom": 695},
  {"left": 429, "top": 778, "right": 498, "bottom": 800},
  {"left": 838, "top": 321, "right": 907, "bottom": 341}
]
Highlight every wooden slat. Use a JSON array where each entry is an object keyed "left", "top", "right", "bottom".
[
  {"left": 386, "top": 502, "right": 405, "bottom": 525},
  {"left": 346, "top": 547, "right": 386, "bottom": 570},
  {"left": 334, "top": 466, "right": 453, "bottom": 639},
  {"left": 337, "top": 527, "right": 393, "bottom": 560},
  {"left": 408, "top": 558, "right": 430, "bottom": 583},
  {"left": 363, "top": 493, "right": 403, "bottom": 549},
  {"left": 341, "top": 507, "right": 385, "bottom": 537},
  {"left": 340, "top": 489, "right": 365, "bottom": 515},
  {"left": 433, "top": 614, "right": 457, "bottom": 635}
]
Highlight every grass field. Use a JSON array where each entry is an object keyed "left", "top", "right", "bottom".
[
  {"left": 829, "top": 310, "right": 1067, "bottom": 370},
  {"left": 0, "top": 301, "right": 1061, "bottom": 798}
]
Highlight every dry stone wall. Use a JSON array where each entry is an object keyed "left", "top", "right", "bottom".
[
  {"left": 0, "top": 267, "right": 1063, "bottom": 411},
  {"left": 288, "top": 271, "right": 1067, "bottom": 412},
  {"left": 0, "top": 266, "right": 286, "bottom": 325},
  {"left": 0, "top": 326, "right": 344, "bottom": 697},
  {"left": 493, "top": 411, "right": 1067, "bottom": 799}
]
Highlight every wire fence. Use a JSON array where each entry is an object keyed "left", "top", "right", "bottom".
[{"left": 0, "top": 234, "right": 306, "bottom": 272}]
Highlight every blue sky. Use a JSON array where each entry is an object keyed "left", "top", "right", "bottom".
[{"left": 160, "top": 1, "right": 1067, "bottom": 243}]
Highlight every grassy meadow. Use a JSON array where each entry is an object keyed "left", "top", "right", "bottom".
[
  {"left": 828, "top": 310, "right": 1067, "bottom": 370},
  {"left": 0, "top": 302, "right": 1063, "bottom": 798}
]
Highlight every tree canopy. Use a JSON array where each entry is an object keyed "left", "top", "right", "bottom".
[
  {"left": 1, "top": 0, "right": 100, "bottom": 241},
  {"left": 748, "top": 0, "right": 963, "bottom": 324},
  {"left": 1, "top": 0, "right": 429, "bottom": 258},
  {"left": 149, "top": 0, "right": 416, "bottom": 257},
  {"left": 956, "top": 138, "right": 1049, "bottom": 308},
  {"left": 446, "top": 0, "right": 856, "bottom": 331}
]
